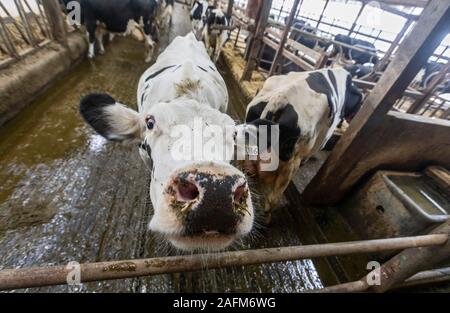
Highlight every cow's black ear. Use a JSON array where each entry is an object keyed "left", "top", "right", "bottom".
[
  {"left": 246, "top": 101, "right": 268, "bottom": 123},
  {"left": 343, "top": 76, "right": 363, "bottom": 120},
  {"left": 80, "top": 93, "right": 144, "bottom": 142},
  {"left": 248, "top": 104, "right": 301, "bottom": 162}
]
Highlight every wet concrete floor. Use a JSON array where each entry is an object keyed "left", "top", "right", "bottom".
[{"left": 0, "top": 4, "right": 348, "bottom": 292}]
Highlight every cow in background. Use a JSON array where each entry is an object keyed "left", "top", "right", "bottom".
[
  {"left": 239, "top": 68, "right": 363, "bottom": 221},
  {"left": 420, "top": 61, "right": 450, "bottom": 93},
  {"left": 332, "top": 34, "right": 379, "bottom": 66},
  {"left": 202, "top": 7, "right": 232, "bottom": 63},
  {"left": 62, "top": 0, "right": 159, "bottom": 62},
  {"left": 190, "top": 0, "right": 211, "bottom": 39},
  {"left": 288, "top": 18, "right": 332, "bottom": 51}
]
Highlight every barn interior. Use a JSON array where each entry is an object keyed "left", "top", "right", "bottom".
[{"left": 0, "top": 0, "right": 449, "bottom": 292}]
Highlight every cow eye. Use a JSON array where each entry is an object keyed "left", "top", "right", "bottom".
[{"left": 145, "top": 116, "right": 156, "bottom": 130}]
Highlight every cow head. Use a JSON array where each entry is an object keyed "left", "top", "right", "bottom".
[{"left": 80, "top": 93, "right": 254, "bottom": 251}]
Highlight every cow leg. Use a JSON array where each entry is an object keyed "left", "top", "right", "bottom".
[
  {"left": 163, "top": 5, "right": 173, "bottom": 27},
  {"left": 109, "top": 33, "right": 115, "bottom": 42},
  {"left": 214, "top": 33, "right": 222, "bottom": 63},
  {"left": 265, "top": 157, "right": 302, "bottom": 224},
  {"left": 86, "top": 22, "right": 96, "bottom": 59},
  {"left": 96, "top": 27, "right": 105, "bottom": 55},
  {"left": 142, "top": 17, "right": 156, "bottom": 63}
]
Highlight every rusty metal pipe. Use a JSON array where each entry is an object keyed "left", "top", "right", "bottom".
[
  {"left": 0, "top": 234, "right": 447, "bottom": 291},
  {"left": 311, "top": 267, "right": 450, "bottom": 293}
]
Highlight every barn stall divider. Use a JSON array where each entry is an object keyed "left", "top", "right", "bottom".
[
  {"left": 0, "top": 227, "right": 449, "bottom": 291},
  {"left": 0, "top": 0, "right": 86, "bottom": 127}
]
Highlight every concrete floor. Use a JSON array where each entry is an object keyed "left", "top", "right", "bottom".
[{"left": 0, "top": 4, "right": 330, "bottom": 292}]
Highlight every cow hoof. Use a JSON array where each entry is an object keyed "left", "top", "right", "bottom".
[
  {"left": 88, "top": 53, "right": 94, "bottom": 59},
  {"left": 99, "top": 49, "right": 105, "bottom": 55}
]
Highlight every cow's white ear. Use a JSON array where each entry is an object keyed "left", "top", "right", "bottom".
[{"left": 80, "top": 93, "right": 144, "bottom": 142}]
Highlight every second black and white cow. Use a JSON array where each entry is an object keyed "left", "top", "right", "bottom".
[
  {"left": 419, "top": 61, "right": 450, "bottom": 93},
  {"left": 288, "top": 18, "right": 332, "bottom": 51},
  {"left": 190, "top": 0, "right": 211, "bottom": 39},
  {"left": 80, "top": 33, "right": 254, "bottom": 251},
  {"left": 63, "top": 0, "right": 159, "bottom": 62},
  {"left": 202, "top": 8, "right": 232, "bottom": 63},
  {"left": 240, "top": 68, "right": 363, "bottom": 220},
  {"left": 332, "top": 34, "right": 379, "bottom": 65}
]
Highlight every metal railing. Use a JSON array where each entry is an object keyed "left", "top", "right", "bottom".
[
  {"left": 0, "top": 232, "right": 448, "bottom": 291},
  {"left": 0, "top": 0, "right": 74, "bottom": 68}
]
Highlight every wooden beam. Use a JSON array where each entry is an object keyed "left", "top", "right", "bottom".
[
  {"left": 302, "top": 0, "right": 450, "bottom": 206},
  {"left": 241, "top": 0, "right": 272, "bottom": 81},
  {"left": 268, "top": 0, "right": 301, "bottom": 76}
]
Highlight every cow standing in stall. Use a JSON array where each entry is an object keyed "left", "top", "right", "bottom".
[
  {"left": 202, "top": 7, "right": 232, "bottom": 63},
  {"left": 190, "top": 1, "right": 231, "bottom": 62},
  {"left": 240, "top": 68, "right": 363, "bottom": 221},
  {"left": 79, "top": 33, "right": 254, "bottom": 251},
  {"left": 332, "top": 34, "right": 379, "bottom": 66},
  {"left": 63, "top": 0, "right": 159, "bottom": 62},
  {"left": 190, "top": 0, "right": 210, "bottom": 39}
]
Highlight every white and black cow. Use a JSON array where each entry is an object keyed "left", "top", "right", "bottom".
[
  {"left": 80, "top": 33, "right": 254, "bottom": 251},
  {"left": 202, "top": 8, "right": 232, "bottom": 63},
  {"left": 241, "top": 68, "right": 362, "bottom": 220},
  {"left": 190, "top": 0, "right": 211, "bottom": 40},
  {"left": 332, "top": 34, "right": 379, "bottom": 66},
  {"left": 63, "top": 0, "right": 159, "bottom": 62}
]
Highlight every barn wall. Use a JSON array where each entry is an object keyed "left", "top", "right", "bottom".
[
  {"left": 0, "top": 32, "right": 87, "bottom": 127},
  {"left": 306, "top": 111, "right": 450, "bottom": 205}
]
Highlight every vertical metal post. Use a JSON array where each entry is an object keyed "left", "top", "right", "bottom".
[
  {"left": 42, "top": 0, "right": 68, "bottom": 46},
  {"left": 0, "top": 16, "right": 19, "bottom": 58},
  {"left": 36, "top": 0, "right": 54, "bottom": 40},
  {"left": 14, "top": 0, "right": 37, "bottom": 47},
  {"left": 348, "top": 2, "right": 366, "bottom": 36},
  {"left": 23, "top": 0, "right": 47, "bottom": 40},
  {"left": 0, "top": 1, "right": 32, "bottom": 45},
  {"left": 227, "top": 0, "right": 234, "bottom": 17},
  {"left": 241, "top": 0, "right": 273, "bottom": 81},
  {"left": 315, "top": 0, "right": 329, "bottom": 29},
  {"left": 268, "top": 0, "right": 301, "bottom": 77},
  {"left": 376, "top": 19, "right": 414, "bottom": 71}
]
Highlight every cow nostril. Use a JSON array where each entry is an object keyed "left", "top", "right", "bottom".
[
  {"left": 176, "top": 179, "right": 199, "bottom": 202},
  {"left": 233, "top": 183, "right": 247, "bottom": 204}
]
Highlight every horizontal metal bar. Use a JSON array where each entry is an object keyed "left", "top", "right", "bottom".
[
  {"left": 310, "top": 267, "right": 450, "bottom": 293},
  {"left": 0, "top": 234, "right": 447, "bottom": 291}
]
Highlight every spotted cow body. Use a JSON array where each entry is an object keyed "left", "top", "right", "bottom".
[{"left": 243, "top": 68, "right": 363, "bottom": 217}]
